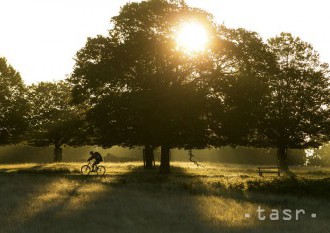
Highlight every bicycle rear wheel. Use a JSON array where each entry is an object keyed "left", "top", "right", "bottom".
[
  {"left": 97, "top": 166, "right": 106, "bottom": 175},
  {"left": 81, "top": 165, "right": 91, "bottom": 175}
]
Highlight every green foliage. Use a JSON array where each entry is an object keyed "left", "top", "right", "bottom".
[
  {"left": 0, "top": 57, "right": 28, "bottom": 144},
  {"left": 209, "top": 30, "right": 330, "bottom": 153},
  {"left": 26, "top": 81, "right": 86, "bottom": 147},
  {"left": 69, "top": 0, "right": 330, "bottom": 170},
  {"left": 208, "top": 27, "right": 277, "bottom": 146},
  {"left": 70, "top": 0, "right": 216, "bottom": 149},
  {"left": 259, "top": 33, "right": 330, "bottom": 149}
]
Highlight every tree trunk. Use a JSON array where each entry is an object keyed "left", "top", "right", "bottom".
[
  {"left": 277, "top": 148, "right": 289, "bottom": 171},
  {"left": 160, "top": 145, "right": 170, "bottom": 174},
  {"left": 53, "top": 143, "right": 63, "bottom": 162},
  {"left": 143, "top": 145, "right": 154, "bottom": 169}
]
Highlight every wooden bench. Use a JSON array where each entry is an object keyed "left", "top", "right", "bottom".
[{"left": 257, "top": 166, "right": 281, "bottom": 176}]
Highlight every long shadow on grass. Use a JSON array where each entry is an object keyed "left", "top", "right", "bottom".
[
  {"left": 3, "top": 165, "right": 227, "bottom": 233},
  {"left": 4, "top": 164, "right": 330, "bottom": 233},
  {"left": 0, "top": 163, "right": 77, "bottom": 174}
]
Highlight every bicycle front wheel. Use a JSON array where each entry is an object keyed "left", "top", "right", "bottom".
[
  {"left": 97, "top": 166, "right": 106, "bottom": 175},
  {"left": 81, "top": 165, "right": 91, "bottom": 175}
]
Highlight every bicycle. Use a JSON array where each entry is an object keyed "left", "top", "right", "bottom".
[{"left": 81, "top": 161, "right": 106, "bottom": 175}]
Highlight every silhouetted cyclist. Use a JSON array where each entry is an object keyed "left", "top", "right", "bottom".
[{"left": 87, "top": 151, "right": 103, "bottom": 171}]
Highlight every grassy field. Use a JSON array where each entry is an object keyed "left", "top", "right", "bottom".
[{"left": 0, "top": 162, "right": 329, "bottom": 233}]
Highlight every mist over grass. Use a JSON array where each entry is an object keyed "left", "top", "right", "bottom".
[
  {"left": 0, "top": 146, "right": 143, "bottom": 163},
  {"left": 0, "top": 162, "right": 329, "bottom": 233},
  {"left": 3, "top": 145, "right": 327, "bottom": 166}
]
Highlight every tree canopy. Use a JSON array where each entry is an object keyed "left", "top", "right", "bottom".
[
  {"left": 0, "top": 57, "right": 28, "bottom": 144},
  {"left": 208, "top": 26, "right": 278, "bottom": 147},
  {"left": 259, "top": 33, "right": 330, "bottom": 169},
  {"left": 26, "top": 81, "right": 85, "bottom": 161},
  {"left": 68, "top": 0, "right": 330, "bottom": 172},
  {"left": 70, "top": 0, "right": 217, "bottom": 172},
  {"left": 1, "top": 1, "right": 329, "bottom": 172}
]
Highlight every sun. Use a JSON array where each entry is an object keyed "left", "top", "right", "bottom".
[{"left": 176, "top": 22, "right": 209, "bottom": 54}]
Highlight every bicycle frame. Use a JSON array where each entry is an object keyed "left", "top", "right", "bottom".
[{"left": 87, "top": 161, "right": 99, "bottom": 172}]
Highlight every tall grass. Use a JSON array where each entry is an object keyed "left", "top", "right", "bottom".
[{"left": 0, "top": 162, "right": 329, "bottom": 233}]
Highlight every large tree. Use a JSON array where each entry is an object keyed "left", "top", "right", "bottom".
[
  {"left": 208, "top": 27, "right": 277, "bottom": 147},
  {"left": 0, "top": 57, "right": 28, "bottom": 144},
  {"left": 258, "top": 33, "right": 330, "bottom": 171},
  {"left": 26, "top": 81, "right": 85, "bottom": 162},
  {"left": 70, "top": 0, "right": 216, "bottom": 173}
]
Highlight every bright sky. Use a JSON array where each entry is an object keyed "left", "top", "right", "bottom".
[{"left": 0, "top": 0, "right": 329, "bottom": 84}]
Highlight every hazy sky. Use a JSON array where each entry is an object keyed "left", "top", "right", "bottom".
[{"left": 0, "top": 0, "right": 329, "bottom": 84}]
